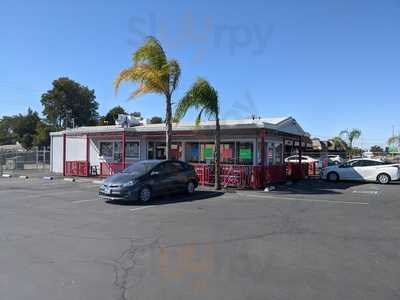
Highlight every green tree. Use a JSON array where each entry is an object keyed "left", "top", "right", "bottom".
[
  {"left": 33, "top": 121, "right": 56, "bottom": 148},
  {"left": 150, "top": 116, "right": 163, "bottom": 124},
  {"left": 9, "top": 109, "right": 40, "bottom": 149},
  {"left": 174, "top": 78, "right": 221, "bottom": 190},
  {"left": 370, "top": 145, "right": 384, "bottom": 156},
  {"left": 114, "top": 36, "right": 181, "bottom": 159},
  {"left": 340, "top": 129, "right": 362, "bottom": 158},
  {"left": 41, "top": 77, "right": 99, "bottom": 128},
  {"left": 100, "top": 106, "right": 127, "bottom": 125},
  {"left": 0, "top": 117, "right": 16, "bottom": 145}
]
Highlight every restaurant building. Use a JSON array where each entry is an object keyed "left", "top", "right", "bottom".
[{"left": 50, "top": 116, "right": 311, "bottom": 188}]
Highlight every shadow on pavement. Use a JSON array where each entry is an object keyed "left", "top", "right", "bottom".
[
  {"left": 106, "top": 190, "right": 224, "bottom": 206},
  {"left": 271, "top": 179, "right": 366, "bottom": 195}
]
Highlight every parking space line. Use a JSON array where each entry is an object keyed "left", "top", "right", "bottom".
[
  {"left": 130, "top": 206, "right": 155, "bottom": 212},
  {"left": 71, "top": 199, "right": 100, "bottom": 204},
  {"left": 236, "top": 193, "right": 369, "bottom": 205}
]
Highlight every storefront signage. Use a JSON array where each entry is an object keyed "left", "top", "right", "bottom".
[
  {"left": 204, "top": 147, "right": 213, "bottom": 159},
  {"left": 221, "top": 148, "right": 233, "bottom": 159}
]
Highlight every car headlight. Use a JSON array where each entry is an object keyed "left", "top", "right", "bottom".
[{"left": 122, "top": 180, "right": 136, "bottom": 188}]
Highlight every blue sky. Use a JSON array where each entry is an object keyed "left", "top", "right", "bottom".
[{"left": 1, "top": 0, "right": 399, "bottom": 148}]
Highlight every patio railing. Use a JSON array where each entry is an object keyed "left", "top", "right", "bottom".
[{"left": 69, "top": 161, "right": 316, "bottom": 189}]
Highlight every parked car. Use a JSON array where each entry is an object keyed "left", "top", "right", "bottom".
[
  {"left": 99, "top": 160, "right": 199, "bottom": 202},
  {"left": 284, "top": 155, "right": 318, "bottom": 164},
  {"left": 320, "top": 158, "right": 400, "bottom": 184}
]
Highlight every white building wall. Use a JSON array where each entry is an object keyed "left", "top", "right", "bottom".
[
  {"left": 51, "top": 135, "right": 64, "bottom": 173},
  {"left": 65, "top": 137, "right": 86, "bottom": 161}
]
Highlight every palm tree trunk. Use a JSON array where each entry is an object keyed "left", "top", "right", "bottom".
[
  {"left": 215, "top": 116, "right": 221, "bottom": 190},
  {"left": 165, "top": 94, "right": 173, "bottom": 160}
]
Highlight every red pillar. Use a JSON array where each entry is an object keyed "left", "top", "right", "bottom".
[
  {"left": 62, "top": 133, "right": 66, "bottom": 176},
  {"left": 86, "top": 135, "right": 90, "bottom": 177},
  {"left": 260, "top": 129, "right": 266, "bottom": 187},
  {"left": 299, "top": 136, "right": 303, "bottom": 178},
  {"left": 122, "top": 131, "right": 126, "bottom": 168},
  {"left": 260, "top": 129, "right": 266, "bottom": 166}
]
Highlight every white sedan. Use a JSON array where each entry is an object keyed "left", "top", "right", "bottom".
[{"left": 320, "top": 158, "right": 400, "bottom": 184}]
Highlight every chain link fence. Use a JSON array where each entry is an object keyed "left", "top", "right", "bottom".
[{"left": 0, "top": 149, "right": 50, "bottom": 175}]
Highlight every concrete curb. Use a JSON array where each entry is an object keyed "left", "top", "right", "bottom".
[
  {"left": 92, "top": 180, "right": 104, "bottom": 185},
  {"left": 64, "top": 178, "right": 76, "bottom": 182}
]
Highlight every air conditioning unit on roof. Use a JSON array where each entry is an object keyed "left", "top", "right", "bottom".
[{"left": 115, "top": 114, "right": 141, "bottom": 127}]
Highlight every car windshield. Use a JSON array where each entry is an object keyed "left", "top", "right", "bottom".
[{"left": 122, "top": 161, "right": 159, "bottom": 175}]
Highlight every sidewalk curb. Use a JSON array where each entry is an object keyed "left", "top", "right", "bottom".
[{"left": 64, "top": 178, "right": 76, "bottom": 182}]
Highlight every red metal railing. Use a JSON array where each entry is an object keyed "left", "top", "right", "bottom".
[
  {"left": 190, "top": 163, "right": 306, "bottom": 189},
  {"left": 65, "top": 161, "right": 89, "bottom": 177},
  {"left": 100, "top": 162, "right": 130, "bottom": 177}
]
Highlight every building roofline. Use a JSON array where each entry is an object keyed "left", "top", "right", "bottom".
[{"left": 50, "top": 117, "right": 308, "bottom": 137}]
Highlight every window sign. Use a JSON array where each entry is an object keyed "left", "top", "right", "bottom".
[
  {"left": 203, "top": 147, "right": 213, "bottom": 159},
  {"left": 239, "top": 148, "right": 252, "bottom": 159}
]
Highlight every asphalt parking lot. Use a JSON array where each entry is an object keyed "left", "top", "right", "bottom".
[{"left": 0, "top": 177, "right": 399, "bottom": 300}]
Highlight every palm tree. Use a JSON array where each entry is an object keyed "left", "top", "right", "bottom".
[
  {"left": 114, "top": 36, "right": 180, "bottom": 159},
  {"left": 174, "top": 78, "right": 221, "bottom": 190},
  {"left": 340, "top": 129, "right": 361, "bottom": 158},
  {"left": 330, "top": 136, "right": 348, "bottom": 151},
  {"left": 388, "top": 135, "right": 400, "bottom": 145}
]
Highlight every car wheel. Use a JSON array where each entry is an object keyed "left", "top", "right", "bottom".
[
  {"left": 186, "top": 181, "right": 196, "bottom": 194},
  {"left": 377, "top": 173, "right": 390, "bottom": 184},
  {"left": 139, "top": 186, "right": 152, "bottom": 202},
  {"left": 327, "top": 172, "right": 339, "bottom": 182}
]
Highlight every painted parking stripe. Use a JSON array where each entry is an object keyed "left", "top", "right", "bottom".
[
  {"left": 236, "top": 193, "right": 368, "bottom": 205},
  {"left": 352, "top": 190, "right": 379, "bottom": 195},
  {"left": 130, "top": 206, "right": 155, "bottom": 212},
  {"left": 72, "top": 199, "right": 101, "bottom": 204}
]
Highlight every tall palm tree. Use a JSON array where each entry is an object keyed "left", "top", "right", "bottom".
[
  {"left": 388, "top": 135, "right": 400, "bottom": 145},
  {"left": 340, "top": 129, "right": 361, "bottom": 158},
  {"left": 330, "top": 136, "right": 348, "bottom": 151},
  {"left": 174, "top": 78, "right": 221, "bottom": 190},
  {"left": 114, "top": 36, "right": 180, "bottom": 159}
]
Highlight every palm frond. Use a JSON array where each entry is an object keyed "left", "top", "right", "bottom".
[
  {"left": 388, "top": 135, "right": 400, "bottom": 145},
  {"left": 174, "top": 78, "right": 219, "bottom": 125}
]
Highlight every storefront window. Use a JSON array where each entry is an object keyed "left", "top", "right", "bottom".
[
  {"left": 100, "top": 142, "right": 113, "bottom": 158},
  {"left": 236, "top": 142, "right": 253, "bottom": 165},
  {"left": 274, "top": 143, "right": 283, "bottom": 164},
  {"left": 155, "top": 142, "right": 166, "bottom": 160},
  {"left": 185, "top": 143, "right": 200, "bottom": 162},
  {"left": 221, "top": 142, "right": 235, "bottom": 164},
  {"left": 267, "top": 142, "right": 274, "bottom": 165},
  {"left": 147, "top": 142, "right": 154, "bottom": 159},
  {"left": 114, "top": 141, "right": 122, "bottom": 162},
  {"left": 126, "top": 142, "right": 140, "bottom": 159}
]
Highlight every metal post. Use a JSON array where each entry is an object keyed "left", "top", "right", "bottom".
[
  {"left": 86, "top": 135, "right": 90, "bottom": 177},
  {"left": 63, "top": 133, "right": 66, "bottom": 176},
  {"left": 260, "top": 129, "right": 266, "bottom": 187},
  {"left": 122, "top": 131, "right": 126, "bottom": 168},
  {"left": 36, "top": 147, "right": 39, "bottom": 169}
]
